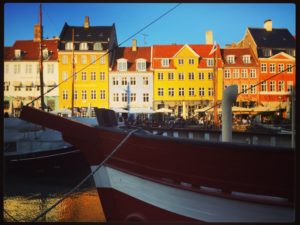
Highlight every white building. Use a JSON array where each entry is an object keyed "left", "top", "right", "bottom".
[
  {"left": 109, "top": 40, "right": 153, "bottom": 119},
  {"left": 4, "top": 25, "right": 59, "bottom": 116}
]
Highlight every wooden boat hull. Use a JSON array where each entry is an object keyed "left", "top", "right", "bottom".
[{"left": 19, "top": 106, "right": 295, "bottom": 222}]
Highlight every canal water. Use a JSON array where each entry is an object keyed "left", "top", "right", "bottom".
[{"left": 3, "top": 168, "right": 106, "bottom": 222}]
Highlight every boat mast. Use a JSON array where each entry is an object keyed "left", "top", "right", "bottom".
[
  {"left": 39, "top": 3, "right": 45, "bottom": 111},
  {"left": 213, "top": 47, "right": 218, "bottom": 126},
  {"left": 71, "top": 28, "right": 75, "bottom": 117}
]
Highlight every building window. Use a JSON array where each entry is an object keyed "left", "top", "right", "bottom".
[
  {"left": 74, "top": 90, "right": 78, "bottom": 100},
  {"left": 25, "top": 86, "right": 32, "bottom": 91},
  {"left": 250, "top": 69, "right": 256, "bottom": 78},
  {"left": 121, "top": 77, "right": 127, "bottom": 85},
  {"left": 63, "top": 90, "right": 68, "bottom": 100},
  {"left": 263, "top": 49, "right": 272, "bottom": 57},
  {"left": 242, "top": 55, "right": 251, "bottom": 64},
  {"left": 188, "top": 72, "right": 194, "bottom": 80},
  {"left": 179, "top": 88, "right": 184, "bottom": 96},
  {"left": 113, "top": 93, "right": 119, "bottom": 102},
  {"left": 161, "top": 58, "right": 169, "bottom": 67},
  {"left": 239, "top": 69, "right": 247, "bottom": 78},
  {"left": 91, "top": 72, "right": 96, "bottom": 80},
  {"left": 100, "top": 90, "right": 105, "bottom": 99},
  {"left": 94, "top": 42, "right": 103, "bottom": 50},
  {"left": 168, "top": 72, "right": 174, "bottom": 80},
  {"left": 199, "top": 72, "right": 204, "bottom": 80},
  {"left": 250, "top": 85, "right": 256, "bottom": 94},
  {"left": 14, "top": 64, "right": 21, "bottom": 74},
  {"left": 130, "top": 77, "right": 136, "bottom": 85},
  {"left": 278, "top": 64, "right": 284, "bottom": 73},
  {"left": 261, "top": 81, "right": 267, "bottom": 92},
  {"left": 143, "top": 93, "right": 149, "bottom": 102},
  {"left": 113, "top": 77, "right": 118, "bottom": 85},
  {"left": 136, "top": 59, "right": 146, "bottom": 71},
  {"left": 189, "top": 59, "right": 194, "bottom": 65},
  {"left": 25, "top": 64, "right": 32, "bottom": 74},
  {"left": 168, "top": 88, "right": 174, "bottom": 97},
  {"left": 287, "top": 64, "right": 293, "bottom": 73},
  {"left": 90, "top": 55, "right": 96, "bottom": 64},
  {"left": 226, "top": 55, "right": 235, "bottom": 64},
  {"left": 80, "top": 42, "right": 88, "bottom": 50},
  {"left": 270, "top": 64, "right": 276, "bottom": 73},
  {"left": 81, "top": 72, "right": 86, "bottom": 81},
  {"left": 178, "top": 59, "right": 184, "bottom": 65},
  {"left": 91, "top": 90, "right": 97, "bottom": 99},
  {"left": 65, "top": 42, "right": 73, "bottom": 50},
  {"left": 233, "top": 69, "right": 239, "bottom": 78},
  {"left": 143, "top": 77, "right": 149, "bottom": 85},
  {"left": 207, "top": 58, "right": 214, "bottom": 67},
  {"left": 242, "top": 85, "right": 248, "bottom": 94},
  {"left": 287, "top": 49, "right": 295, "bottom": 57},
  {"left": 189, "top": 88, "right": 194, "bottom": 96},
  {"left": 100, "top": 72, "right": 105, "bottom": 80},
  {"left": 270, "top": 81, "right": 276, "bottom": 92},
  {"left": 198, "top": 87, "right": 204, "bottom": 96},
  {"left": 4, "top": 84, "right": 9, "bottom": 91},
  {"left": 47, "top": 64, "right": 54, "bottom": 74},
  {"left": 158, "top": 88, "right": 164, "bottom": 96},
  {"left": 208, "top": 87, "right": 214, "bottom": 96},
  {"left": 287, "top": 82, "right": 293, "bottom": 92},
  {"left": 224, "top": 70, "right": 230, "bottom": 78},
  {"left": 100, "top": 55, "right": 105, "bottom": 64},
  {"left": 118, "top": 59, "right": 127, "bottom": 71},
  {"left": 81, "top": 55, "right": 87, "bottom": 64},
  {"left": 122, "top": 93, "right": 128, "bottom": 102},
  {"left": 178, "top": 72, "right": 184, "bottom": 80},
  {"left": 130, "top": 93, "right": 136, "bottom": 102},
  {"left": 14, "top": 86, "right": 21, "bottom": 91},
  {"left": 208, "top": 72, "right": 213, "bottom": 80},
  {"left": 62, "top": 55, "right": 68, "bottom": 64},
  {"left": 261, "top": 63, "right": 267, "bottom": 72},
  {"left": 158, "top": 72, "right": 164, "bottom": 80},
  {"left": 62, "top": 71, "right": 68, "bottom": 81},
  {"left": 81, "top": 90, "right": 87, "bottom": 100},
  {"left": 278, "top": 81, "right": 285, "bottom": 92}
]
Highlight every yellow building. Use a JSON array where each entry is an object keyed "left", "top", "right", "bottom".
[
  {"left": 58, "top": 16, "right": 117, "bottom": 116},
  {"left": 152, "top": 43, "right": 223, "bottom": 118}
]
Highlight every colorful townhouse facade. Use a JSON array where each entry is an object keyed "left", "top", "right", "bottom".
[
  {"left": 109, "top": 40, "right": 153, "bottom": 118},
  {"left": 57, "top": 16, "right": 118, "bottom": 116},
  {"left": 235, "top": 19, "right": 296, "bottom": 116},
  {"left": 152, "top": 32, "right": 223, "bottom": 119},
  {"left": 4, "top": 24, "right": 59, "bottom": 116},
  {"left": 221, "top": 47, "right": 260, "bottom": 108}
]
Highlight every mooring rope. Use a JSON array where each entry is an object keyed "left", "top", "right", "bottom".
[
  {"left": 3, "top": 208, "right": 20, "bottom": 222},
  {"left": 30, "top": 128, "right": 138, "bottom": 222}
]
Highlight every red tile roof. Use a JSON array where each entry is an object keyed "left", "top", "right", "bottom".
[
  {"left": 221, "top": 47, "right": 259, "bottom": 67},
  {"left": 111, "top": 46, "right": 151, "bottom": 71},
  {"left": 4, "top": 39, "right": 59, "bottom": 61}
]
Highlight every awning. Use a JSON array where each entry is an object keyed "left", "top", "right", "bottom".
[
  {"left": 130, "top": 108, "right": 154, "bottom": 114},
  {"left": 13, "top": 81, "right": 22, "bottom": 86},
  {"left": 194, "top": 106, "right": 221, "bottom": 113},
  {"left": 34, "top": 81, "right": 41, "bottom": 86},
  {"left": 24, "top": 81, "right": 33, "bottom": 86},
  {"left": 155, "top": 108, "right": 172, "bottom": 113},
  {"left": 111, "top": 108, "right": 128, "bottom": 113},
  {"left": 46, "top": 81, "right": 56, "bottom": 86}
]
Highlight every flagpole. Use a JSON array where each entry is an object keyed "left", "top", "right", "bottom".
[{"left": 213, "top": 44, "right": 218, "bottom": 127}]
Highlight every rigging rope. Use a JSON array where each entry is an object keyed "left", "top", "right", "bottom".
[{"left": 31, "top": 128, "right": 139, "bottom": 222}]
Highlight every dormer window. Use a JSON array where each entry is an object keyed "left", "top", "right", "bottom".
[
  {"left": 206, "top": 58, "right": 214, "bottom": 67},
  {"left": 94, "top": 42, "right": 103, "bottom": 50},
  {"left": 161, "top": 58, "right": 169, "bottom": 67},
  {"left": 43, "top": 49, "right": 49, "bottom": 59},
  {"left": 226, "top": 55, "right": 235, "bottom": 64},
  {"left": 287, "top": 49, "right": 295, "bottom": 57},
  {"left": 14, "top": 49, "right": 21, "bottom": 59},
  {"left": 65, "top": 42, "right": 73, "bottom": 50},
  {"left": 262, "top": 49, "right": 272, "bottom": 57},
  {"left": 136, "top": 59, "right": 146, "bottom": 71},
  {"left": 80, "top": 42, "right": 88, "bottom": 50},
  {"left": 242, "top": 55, "right": 251, "bottom": 64},
  {"left": 117, "top": 59, "right": 127, "bottom": 72}
]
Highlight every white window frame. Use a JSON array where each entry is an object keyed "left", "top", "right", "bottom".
[
  {"left": 261, "top": 63, "right": 267, "bottom": 73},
  {"left": 143, "top": 93, "right": 149, "bottom": 102},
  {"left": 81, "top": 55, "right": 87, "bottom": 64},
  {"left": 270, "top": 81, "right": 276, "bottom": 92},
  {"left": 199, "top": 72, "right": 204, "bottom": 80},
  {"left": 179, "top": 88, "right": 184, "bottom": 96},
  {"left": 100, "top": 72, "right": 105, "bottom": 81},
  {"left": 168, "top": 88, "right": 174, "bottom": 97},
  {"left": 241, "top": 69, "right": 248, "bottom": 78},
  {"left": 136, "top": 59, "right": 146, "bottom": 71},
  {"left": 207, "top": 58, "right": 214, "bottom": 67},
  {"left": 161, "top": 58, "right": 169, "bottom": 67},
  {"left": 117, "top": 59, "right": 128, "bottom": 72},
  {"left": 91, "top": 90, "right": 97, "bottom": 100},
  {"left": 278, "top": 64, "right": 284, "bottom": 73},
  {"left": 189, "top": 87, "right": 194, "bottom": 96},
  {"left": 158, "top": 72, "right": 164, "bottom": 80},
  {"left": 199, "top": 87, "right": 205, "bottom": 96},
  {"left": 158, "top": 88, "right": 164, "bottom": 96},
  {"left": 270, "top": 63, "right": 276, "bottom": 73},
  {"left": 278, "top": 81, "right": 285, "bottom": 92},
  {"left": 224, "top": 69, "right": 231, "bottom": 78},
  {"left": 65, "top": 42, "right": 73, "bottom": 50},
  {"left": 100, "top": 90, "right": 105, "bottom": 99},
  {"left": 178, "top": 72, "right": 184, "bottom": 80},
  {"left": 242, "top": 55, "right": 251, "bottom": 64},
  {"left": 80, "top": 42, "right": 88, "bottom": 50},
  {"left": 250, "top": 69, "right": 256, "bottom": 78},
  {"left": 226, "top": 55, "right": 235, "bottom": 64}
]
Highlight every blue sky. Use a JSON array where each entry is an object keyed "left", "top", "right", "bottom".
[{"left": 4, "top": 3, "right": 295, "bottom": 48}]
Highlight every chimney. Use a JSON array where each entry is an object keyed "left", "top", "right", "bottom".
[
  {"left": 34, "top": 24, "right": 41, "bottom": 42},
  {"left": 205, "top": 30, "right": 213, "bottom": 45},
  {"left": 132, "top": 39, "right": 137, "bottom": 52},
  {"left": 264, "top": 19, "right": 272, "bottom": 32},
  {"left": 84, "top": 16, "right": 90, "bottom": 28}
]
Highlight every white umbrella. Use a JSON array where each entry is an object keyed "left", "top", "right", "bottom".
[
  {"left": 111, "top": 108, "right": 128, "bottom": 113},
  {"left": 155, "top": 108, "right": 172, "bottom": 113},
  {"left": 130, "top": 108, "right": 154, "bottom": 114},
  {"left": 194, "top": 106, "right": 221, "bottom": 113}
]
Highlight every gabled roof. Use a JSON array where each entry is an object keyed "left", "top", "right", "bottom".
[
  {"left": 4, "top": 39, "right": 59, "bottom": 61},
  {"left": 268, "top": 52, "right": 295, "bottom": 60},
  {"left": 248, "top": 28, "right": 295, "bottom": 48},
  {"left": 111, "top": 46, "right": 151, "bottom": 72},
  {"left": 59, "top": 22, "right": 114, "bottom": 42},
  {"left": 221, "top": 47, "right": 259, "bottom": 67}
]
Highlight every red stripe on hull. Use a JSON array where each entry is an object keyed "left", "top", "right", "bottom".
[{"left": 97, "top": 187, "right": 197, "bottom": 222}]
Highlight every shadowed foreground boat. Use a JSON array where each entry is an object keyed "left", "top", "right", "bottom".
[{"left": 20, "top": 106, "right": 295, "bottom": 222}]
